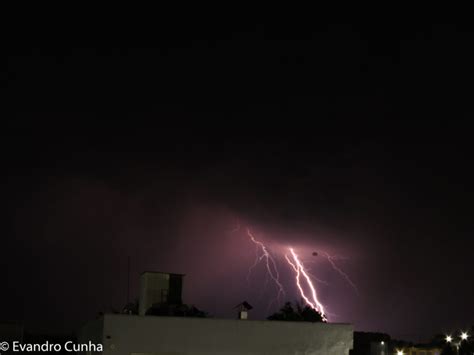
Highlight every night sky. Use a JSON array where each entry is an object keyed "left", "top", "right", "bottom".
[{"left": 3, "top": 24, "right": 474, "bottom": 342}]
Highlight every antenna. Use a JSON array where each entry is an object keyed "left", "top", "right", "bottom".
[{"left": 127, "top": 256, "right": 131, "bottom": 304}]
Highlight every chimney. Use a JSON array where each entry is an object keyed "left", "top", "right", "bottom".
[{"left": 235, "top": 301, "right": 253, "bottom": 320}]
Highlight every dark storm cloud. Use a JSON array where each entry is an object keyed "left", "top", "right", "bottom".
[{"left": 5, "top": 126, "right": 472, "bottom": 340}]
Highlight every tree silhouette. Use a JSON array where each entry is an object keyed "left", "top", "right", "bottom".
[
  {"left": 267, "top": 299, "right": 325, "bottom": 322},
  {"left": 146, "top": 303, "right": 209, "bottom": 318},
  {"left": 116, "top": 299, "right": 209, "bottom": 318},
  {"left": 122, "top": 299, "right": 139, "bottom": 314}
]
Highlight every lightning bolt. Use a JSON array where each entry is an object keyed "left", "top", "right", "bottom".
[
  {"left": 285, "top": 248, "right": 327, "bottom": 321},
  {"left": 233, "top": 223, "right": 354, "bottom": 322},
  {"left": 320, "top": 251, "right": 358, "bottom": 295},
  {"left": 246, "top": 228, "right": 285, "bottom": 307},
  {"left": 305, "top": 269, "right": 329, "bottom": 286},
  {"left": 228, "top": 221, "right": 241, "bottom": 234}
]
